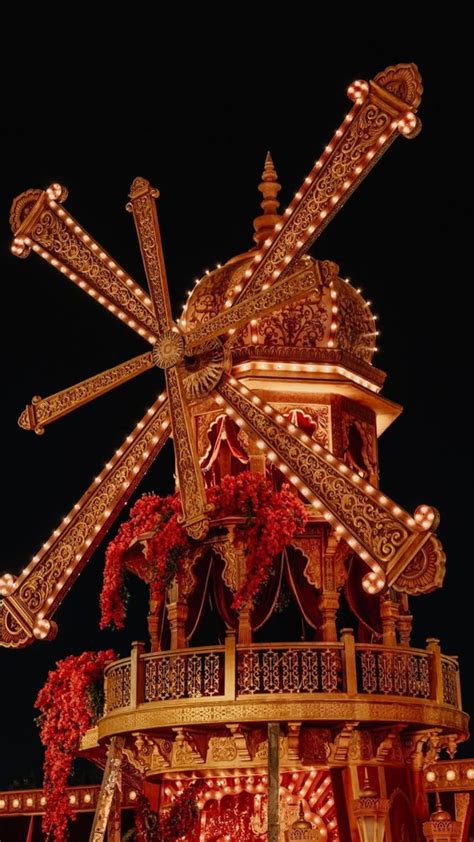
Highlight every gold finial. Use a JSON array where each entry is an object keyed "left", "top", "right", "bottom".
[
  {"left": 430, "top": 791, "right": 451, "bottom": 821},
  {"left": 292, "top": 800, "right": 312, "bottom": 829},
  {"left": 253, "top": 151, "right": 282, "bottom": 248}
]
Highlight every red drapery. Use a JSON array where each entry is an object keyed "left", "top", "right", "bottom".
[{"left": 201, "top": 415, "right": 249, "bottom": 486}]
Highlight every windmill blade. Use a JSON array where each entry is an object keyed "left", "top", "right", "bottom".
[
  {"left": 165, "top": 365, "right": 211, "bottom": 540},
  {"left": 226, "top": 63, "right": 422, "bottom": 303},
  {"left": 0, "top": 393, "right": 170, "bottom": 648},
  {"left": 10, "top": 184, "right": 159, "bottom": 343},
  {"left": 185, "top": 258, "right": 321, "bottom": 349},
  {"left": 126, "top": 177, "right": 211, "bottom": 539},
  {"left": 216, "top": 374, "right": 442, "bottom": 590},
  {"left": 126, "top": 177, "right": 174, "bottom": 335},
  {"left": 18, "top": 353, "right": 154, "bottom": 434}
]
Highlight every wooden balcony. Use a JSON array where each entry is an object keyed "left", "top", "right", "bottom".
[{"left": 87, "top": 631, "right": 468, "bottom": 744}]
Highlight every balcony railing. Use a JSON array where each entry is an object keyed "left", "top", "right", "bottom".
[{"left": 103, "top": 632, "right": 462, "bottom": 716}]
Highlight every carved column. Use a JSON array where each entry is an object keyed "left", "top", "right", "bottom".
[
  {"left": 130, "top": 641, "right": 145, "bottom": 708},
  {"left": 320, "top": 532, "right": 340, "bottom": 642},
  {"left": 107, "top": 787, "right": 121, "bottom": 842},
  {"left": 268, "top": 722, "right": 280, "bottom": 842},
  {"left": 147, "top": 598, "right": 160, "bottom": 652},
  {"left": 380, "top": 594, "right": 399, "bottom": 648},
  {"left": 238, "top": 606, "right": 253, "bottom": 644},
  {"left": 398, "top": 612, "right": 413, "bottom": 647},
  {"left": 166, "top": 579, "right": 188, "bottom": 649},
  {"left": 341, "top": 628, "right": 357, "bottom": 696},
  {"left": 319, "top": 592, "right": 340, "bottom": 642},
  {"left": 426, "top": 639, "right": 444, "bottom": 704}
]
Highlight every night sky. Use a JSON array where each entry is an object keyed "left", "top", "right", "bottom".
[{"left": 0, "top": 40, "right": 469, "bottom": 790}]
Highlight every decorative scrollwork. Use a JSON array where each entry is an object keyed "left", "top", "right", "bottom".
[
  {"left": 234, "top": 66, "right": 420, "bottom": 302},
  {"left": 392, "top": 535, "right": 446, "bottom": 594},
  {"left": 374, "top": 63, "right": 423, "bottom": 108},
  {"left": 183, "top": 338, "right": 231, "bottom": 401},
  {"left": 18, "top": 353, "right": 154, "bottom": 433},
  {"left": 165, "top": 366, "right": 212, "bottom": 539},
  {"left": 153, "top": 330, "right": 185, "bottom": 369},
  {"left": 217, "top": 375, "right": 418, "bottom": 568},
  {"left": 0, "top": 396, "right": 170, "bottom": 646}
]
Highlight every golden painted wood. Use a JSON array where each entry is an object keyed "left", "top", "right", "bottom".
[
  {"left": 185, "top": 259, "right": 322, "bottom": 348},
  {"left": 165, "top": 365, "right": 211, "bottom": 539},
  {"left": 0, "top": 395, "right": 170, "bottom": 648},
  {"left": 127, "top": 176, "right": 211, "bottom": 539},
  {"left": 5, "top": 64, "right": 431, "bottom": 647},
  {"left": 216, "top": 374, "right": 440, "bottom": 588},
  {"left": 18, "top": 353, "right": 154, "bottom": 433},
  {"left": 10, "top": 185, "right": 159, "bottom": 341},
  {"left": 233, "top": 64, "right": 422, "bottom": 304},
  {"left": 126, "top": 177, "right": 173, "bottom": 335},
  {"left": 89, "top": 736, "right": 124, "bottom": 842},
  {"left": 268, "top": 722, "right": 280, "bottom": 842}
]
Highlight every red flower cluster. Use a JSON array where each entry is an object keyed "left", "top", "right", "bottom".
[
  {"left": 209, "top": 473, "right": 307, "bottom": 610},
  {"left": 159, "top": 780, "right": 206, "bottom": 840},
  {"left": 100, "top": 494, "right": 182, "bottom": 629},
  {"left": 35, "top": 649, "right": 114, "bottom": 842},
  {"left": 100, "top": 472, "right": 307, "bottom": 628}
]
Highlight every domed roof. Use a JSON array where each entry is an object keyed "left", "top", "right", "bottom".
[{"left": 181, "top": 155, "right": 377, "bottom": 366}]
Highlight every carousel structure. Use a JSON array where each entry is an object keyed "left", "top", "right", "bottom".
[{"left": 1, "top": 62, "right": 472, "bottom": 841}]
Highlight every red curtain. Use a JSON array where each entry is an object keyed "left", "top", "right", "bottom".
[{"left": 201, "top": 415, "right": 249, "bottom": 486}]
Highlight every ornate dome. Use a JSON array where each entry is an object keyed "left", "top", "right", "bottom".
[{"left": 181, "top": 155, "right": 377, "bottom": 366}]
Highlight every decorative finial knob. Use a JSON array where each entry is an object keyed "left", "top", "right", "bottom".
[
  {"left": 253, "top": 151, "right": 282, "bottom": 247},
  {"left": 430, "top": 791, "right": 451, "bottom": 822}
]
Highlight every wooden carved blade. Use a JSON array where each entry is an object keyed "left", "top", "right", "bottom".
[
  {"left": 185, "top": 258, "right": 322, "bottom": 350},
  {"left": 230, "top": 63, "right": 422, "bottom": 303},
  {"left": 10, "top": 184, "right": 159, "bottom": 343},
  {"left": 216, "top": 374, "right": 442, "bottom": 589},
  {"left": 0, "top": 393, "right": 170, "bottom": 648},
  {"left": 126, "top": 178, "right": 173, "bottom": 335},
  {"left": 165, "top": 364, "right": 211, "bottom": 540},
  {"left": 18, "top": 352, "right": 154, "bottom": 434}
]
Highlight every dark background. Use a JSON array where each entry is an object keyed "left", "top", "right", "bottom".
[{"left": 0, "top": 36, "right": 469, "bottom": 791}]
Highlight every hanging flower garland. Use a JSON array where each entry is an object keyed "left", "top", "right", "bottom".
[
  {"left": 35, "top": 649, "right": 115, "bottom": 842},
  {"left": 100, "top": 471, "right": 306, "bottom": 629},
  {"left": 159, "top": 780, "right": 207, "bottom": 840}
]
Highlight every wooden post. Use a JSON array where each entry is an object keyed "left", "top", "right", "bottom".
[
  {"left": 397, "top": 612, "right": 413, "bottom": 647},
  {"left": 224, "top": 631, "right": 236, "bottom": 700},
  {"left": 238, "top": 606, "right": 253, "bottom": 644},
  {"left": 453, "top": 657, "right": 463, "bottom": 710},
  {"left": 318, "top": 592, "right": 340, "bottom": 642},
  {"left": 89, "top": 737, "right": 125, "bottom": 842},
  {"left": 167, "top": 599, "right": 188, "bottom": 649},
  {"left": 167, "top": 578, "right": 188, "bottom": 649},
  {"left": 107, "top": 786, "right": 121, "bottom": 842},
  {"left": 130, "top": 641, "right": 145, "bottom": 708},
  {"left": 268, "top": 722, "right": 280, "bottom": 842},
  {"left": 426, "top": 638, "right": 444, "bottom": 704},
  {"left": 380, "top": 596, "right": 399, "bottom": 647},
  {"left": 341, "top": 628, "right": 358, "bottom": 696}
]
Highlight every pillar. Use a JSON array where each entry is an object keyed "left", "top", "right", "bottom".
[{"left": 268, "top": 722, "right": 280, "bottom": 842}]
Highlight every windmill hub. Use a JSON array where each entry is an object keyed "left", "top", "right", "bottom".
[{"left": 152, "top": 329, "right": 185, "bottom": 369}]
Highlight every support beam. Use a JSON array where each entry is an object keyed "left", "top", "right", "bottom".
[
  {"left": 89, "top": 737, "right": 124, "bottom": 842},
  {"left": 268, "top": 722, "right": 280, "bottom": 842}
]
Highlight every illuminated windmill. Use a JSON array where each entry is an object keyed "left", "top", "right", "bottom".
[{"left": 1, "top": 61, "right": 444, "bottom": 650}]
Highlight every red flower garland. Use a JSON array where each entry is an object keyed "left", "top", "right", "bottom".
[
  {"left": 159, "top": 780, "right": 207, "bottom": 840},
  {"left": 35, "top": 649, "right": 114, "bottom": 842},
  {"left": 100, "top": 472, "right": 306, "bottom": 629}
]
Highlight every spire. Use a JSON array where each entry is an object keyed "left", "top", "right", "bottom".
[
  {"left": 292, "top": 799, "right": 312, "bottom": 829},
  {"left": 430, "top": 791, "right": 451, "bottom": 821},
  {"left": 253, "top": 151, "right": 282, "bottom": 248}
]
